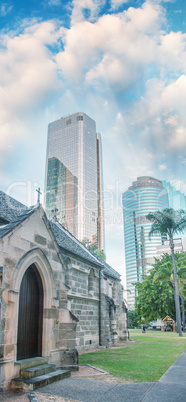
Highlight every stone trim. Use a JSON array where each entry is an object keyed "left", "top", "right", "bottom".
[
  {"left": 8, "top": 248, "right": 59, "bottom": 360},
  {"left": 68, "top": 294, "right": 99, "bottom": 302},
  {"left": 60, "top": 247, "right": 103, "bottom": 270}
]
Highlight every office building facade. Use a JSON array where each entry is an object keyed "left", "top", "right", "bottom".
[
  {"left": 45, "top": 112, "right": 104, "bottom": 250},
  {"left": 162, "top": 180, "right": 186, "bottom": 211},
  {"left": 159, "top": 180, "right": 186, "bottom": 253},
  {"left": 96, "top": 132, "right": 105, "bottom": 251},
  {"left": 45, "top": 157, "right": 78, "bottom": 236},
  {"left": 122, "top": 176, "right": 169, "bottom": 308}
]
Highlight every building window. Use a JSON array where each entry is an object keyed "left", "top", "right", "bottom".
[
  {"left": 66, "top": 119, "right": 71, "bottom": 125},
  {"left": 112, "top": 283, "right": 117, "bottom": 300},
  {"left": 88, "top": 268, "right": 95, "bottom": 295},
  {"left": 77, "top": 116, "right": 83, "bottom": 121},
  {"left": 65, "top": 258, "right": 71, "bottom": 286}
]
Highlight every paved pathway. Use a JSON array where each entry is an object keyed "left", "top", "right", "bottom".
[{"left": 35, "top": 350, "right": 186, "bottom": 401}]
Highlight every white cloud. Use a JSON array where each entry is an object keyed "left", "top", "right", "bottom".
[
  {"left": 170, "top": 179, "right": 186, "bottom": 195},
  {"left": 54, "top": 0, "right": 186, "bottom": 95},
  {"left": 169, "top": 126, "right": 186, "bottom": 149},
  {"left": 161, "top": 75, "right": 186, "bottom": 120},
  {"left": 110, "top": 0, "right": 129, "bottom": 11},
  {"left": 164, "top": 114, "right": 178, "bottom": 127},
  {"left": 56, "top": 1, "right": 165, "bottom": 87},
  {"left": 0, "top": 21, "right": 60, "bottom": 156},
  {"left": 48, "top": 0, "right": 61, "bottom": 5},
  {"left": 71, "top": 0, "right": 105, "bottom": 24},
  {"left": 0, "top": 0, "right": 186, "bottom": 196},
  {"left": 124, "top": 75, "right": 186, "bottom": 156},
  {"left": 147, "top": 153, "right": 155, "bottom": 159},
  {"left": 159, "top": 31, "right": 186, "bottom": 74},
  {"left": 0, "top": 3, "right": 13, "bottom": 17},
  {"left": 159, "top": 163, "right": 167, "bottom": 170}
]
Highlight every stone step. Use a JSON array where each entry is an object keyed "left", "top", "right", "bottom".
[
  {"left": 21, "top": 363, "right": 56, "bottom": 379},
  {"left": 11, "top": 369, "right": 71, "bottom": 391},
  {"left": 15, "top": 357, "right": 48, "bottom": 370}
]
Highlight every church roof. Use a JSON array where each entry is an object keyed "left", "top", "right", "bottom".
[
  {"left": 0, "top": 190, "right": 121, "bottom": 281},
  {"left": 0, "top": 190, "right": 27, "bottom": 223},
  {"left": 0, "top": 207, "right": 37, "bottom": 239},
  {"left": 50, "top": 222, "right": 121, "bottom": 279},
  {"left": 88, "top": 250, "right": 121, "bottom": 280},
  {"left": 103, "top": 261, "right": 121, "bottom": 280},
  {"left": 50, "top": 221, "right": 104, "bottom": 267}
]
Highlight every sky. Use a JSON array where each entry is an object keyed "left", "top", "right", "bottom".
[{"left": 0, "top": 0, "right": 186, "bottom": 286}]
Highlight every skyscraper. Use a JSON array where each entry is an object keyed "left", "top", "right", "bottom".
[
  {"left": 96, "top": 132, "right": 104, "bottom": 252},
  {"left": 45, "top": 112, "right": 104, "bottom": 250},
  {"left": 162, "top": 180, "right": 186, "bottom": 211},
  {"left": 122, "top": 176, "right": 169, "bottom": 308},
  {"left": 45, "top": 157, "right": 78, "bottom": 236}
]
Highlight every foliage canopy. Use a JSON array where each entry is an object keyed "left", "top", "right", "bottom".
[
  {"left": 146, "top": 208, "right": 186, "bottom": 336},
  {"left": 134, "top": 252, "right": 186, "bottom": 323}
]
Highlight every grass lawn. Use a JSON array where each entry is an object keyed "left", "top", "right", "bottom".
[{"left": 79, "top": 329, "right": 186, "bottom": 382}]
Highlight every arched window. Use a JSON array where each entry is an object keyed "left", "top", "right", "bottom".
[
  {"left": 65, "top": 257, "right": 71, "bottom": 287},
  {"left": 88, "top": 268, "right": 95, "bottom": 295},
  {"left": 112, "top": 282, "right": 117, "bottom": 300}
]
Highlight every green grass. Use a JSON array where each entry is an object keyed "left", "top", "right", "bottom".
[{"left": 79, "top": 329, "right": 186, "bottom": 382}]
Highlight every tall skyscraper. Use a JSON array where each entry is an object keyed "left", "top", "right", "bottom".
[
  {"left": 122, "top": 176, "right": 169, "bottom": 308},
  {"left": 162, "top": 180, "right": 186, "bottom": 211},
  {"left": 160, "top": 180, "right": 186, "bottom": 252},
  {"left": 96, "top": 132, "right": 104, "bottom": 252},
  {"left": 45, "top": 112, "right": 104, "bottom": 250},
  {"left": 45, "top": 157, "right": 78, "bottom": 236}
]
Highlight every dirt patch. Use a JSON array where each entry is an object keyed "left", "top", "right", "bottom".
[{"left": 71, "top": 365, "right": 134, "bottom": 384}]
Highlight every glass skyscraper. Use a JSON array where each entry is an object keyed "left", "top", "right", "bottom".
[
  {"left": 162, "top": 180, "right": 186, "bottom": 241},
  {"left": 162, "top": 180, "right": 186, "bottom": 211},
  {"left": 122, "top": 176, "right": 169, "bottom": 308},
  {"left": 45, "top": 112, "right": 104, "bottom": 250},
  {"left": 45, "top": 157, "right": 78, "bottom": 237}
]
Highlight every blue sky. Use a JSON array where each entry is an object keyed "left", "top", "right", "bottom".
[{"left": 0, "top": 0, "right": 186, "bottom": 284}]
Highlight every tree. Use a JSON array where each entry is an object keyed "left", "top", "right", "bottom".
[
  {"left": 135, "top": 263, "right": 175, "bottom": 322},
  {"left": 146, "top": 208, "right": 186, "bottom": 336},
  {"left": 153, "top": 253, "right": 186, "bottom": 332},
  {"left": 90, "top": 244, "right": 106, "bottom": 261},
  {"left": 82, "top": 239, "right": 106, "bottom": 261},
  {"left": 127, "top": 310, "right": 140, "bottom": 328}
]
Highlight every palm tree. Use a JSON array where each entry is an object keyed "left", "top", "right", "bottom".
[
  {"left": 146, "top": 208, "right": 186, "bottom": 337},
  {"left": 176, "top": 257, "right": 186, "bottom": 332},
  {"left": 153, "top": 253, "right": 186, "bottom": 332}
]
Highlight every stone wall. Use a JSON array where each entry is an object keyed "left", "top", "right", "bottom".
[
  {"left": 63, "top": 254, "right": 100, "bottom": 351},
  {"left": 62, "top": 253, "right": 128, "bottom": 351},
  {"left": 0, "top": 208, "right": 78, "bottom": 390},
  {"left": 100, "top": 275, "right": 128, "bottom": 346},
  {"left": 0, "top": 206, "right": 128, "bottom": 389}
]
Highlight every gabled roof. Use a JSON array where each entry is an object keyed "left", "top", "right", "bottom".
[
  {"left": 50, "top": 221, "right": 121, "bottom": 279},
  {"left": 103, "top": 261, "right": 121, "bottom": 280},
  {"left": 0, "top": 206, "right": 38, "bottom": 239},
  {"left": 50, "top": 221, "right": 103, "bottom": 267},
  {"left": 0, "top": 190, "right": 121, "bottom": 281},
  {"left": 0, "top": 190, "right": 28, "bottom": 223},
  {"left": 88, "top": 251, "right": 121, "bottom": 280}
]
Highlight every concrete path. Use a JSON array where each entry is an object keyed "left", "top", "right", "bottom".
[{"left": 36, "top": 350, "right": 186, "bottom": 401}]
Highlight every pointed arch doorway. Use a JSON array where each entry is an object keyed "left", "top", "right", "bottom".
[{"left": 17, "top": 264, "right": 43, "bottom": 360}]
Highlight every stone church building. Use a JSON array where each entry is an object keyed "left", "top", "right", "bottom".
[{"left": 0, "top": 191, "right": 128, "bottom": 390}]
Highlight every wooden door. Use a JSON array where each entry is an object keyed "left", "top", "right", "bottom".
[{"left": 17, "top": 264, "right": 43, "bottom": 360}]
